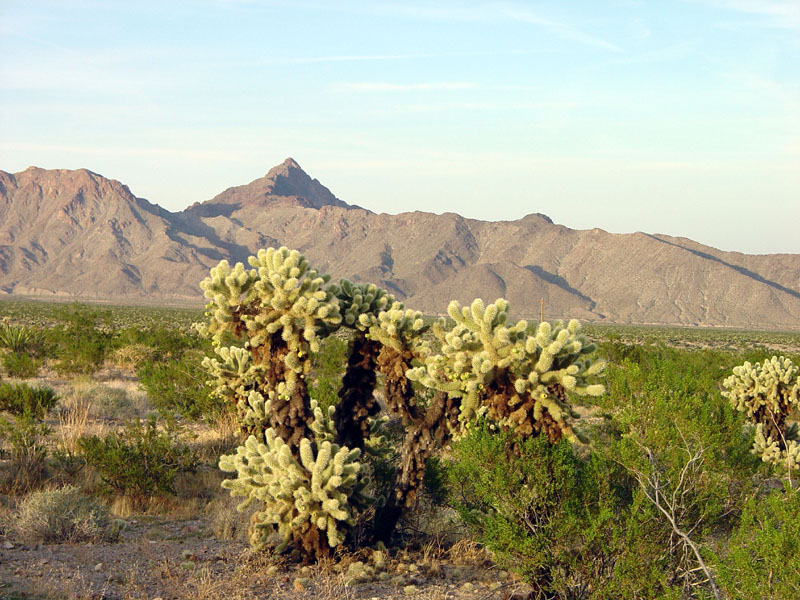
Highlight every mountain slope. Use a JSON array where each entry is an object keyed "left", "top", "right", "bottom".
[
  {"left": 1, "top": 161, "right": 799, "bottom": 329},
  {"left": 0, "top": 167, "right": 231, "bottom": 299}
]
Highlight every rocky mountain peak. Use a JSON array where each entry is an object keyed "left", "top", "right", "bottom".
[
  {"left": 266, "top": 157, "right": 302, "bottom": 177},
  {"left": 187, "top": 158, "right": 356, "bottom": 217}
]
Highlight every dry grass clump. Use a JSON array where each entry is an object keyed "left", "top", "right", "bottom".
[
  {"left": 66, "top": 378, "right": 147, "bottom": 421},
  {"left": 205, "top": 490, "right": 258, "bottom": 541},
  {"left": 55, "top": 396, "right": 92, "bottom": 452},
  {"left": 107, "top": 344, "right": 155, "bottom": 371},
  {"left": 8, "top": 484, "right": 119, "bottom": 543}
]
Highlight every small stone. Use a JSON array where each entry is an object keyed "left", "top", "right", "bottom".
[
  {"left": 403, "top": 584, "right": 418, "bottom": 594},
  {"left": 3, "top": 541, "right": 14, "bottom": 549},
  {"left": 462, "top": 582, "right": 475, "bottom": 592},
  {"left": 152, "top": 597, "right": 163, "bottom": 600},
  {"left": 94, "top": 562, "right": 104, "bottom": 572}
]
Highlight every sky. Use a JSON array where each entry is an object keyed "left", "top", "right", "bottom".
[{"left": 0, "top": 0, "right": 798, "bottom": 255}]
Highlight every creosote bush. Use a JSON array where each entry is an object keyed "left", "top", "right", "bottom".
[
  {"left": 77, "top": 415, "right": 198, "bottom": 499},
  {"left": 0, "top": 382, "right": 59, "bottom": 419},
  {"left": 137, "top": 352, "right": 223, "bottom": 422},
  {"left": 717, "top": 484, "right": 800, "bottom": 599},
  {"left": 198, "top": 247, "right": 605, "bottom": 561},
  {"left": 448, "top": 426, "right": 622, "bottom": 597},
  {"left": 3, "top": 352, "right": 41, "bottom": 378}
]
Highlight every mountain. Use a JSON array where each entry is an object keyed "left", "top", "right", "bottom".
[
  {"left": 1, "top": 160, "right": 799, "bottom": 329},
  {"left": 186, "top": 158, "right": 355, "bottom": 218},
  {"left": 0, "top": 167, "right": 228, "bottom": 300}
]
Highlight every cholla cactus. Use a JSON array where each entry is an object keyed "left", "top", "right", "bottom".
[
  {"left": 332, "top": 279, "right": 394, "bottom": 330},
  {"left": 722, "top": 356, "right": 800, "bottom": 471},
  {"left": 408, "top": 299, "right": 605, "bottom": 442},
  {"left": 197, "top": 247, "right": 343, "bottom": 451},
  {"left": 202, "top": 346, "right": 267, "bottom": 433},
  {"left": 199, "top": 248, "right": 605, "bottom": 558},
  {"left": 219, "top": 428, "right": 368, "bottom": 557}
]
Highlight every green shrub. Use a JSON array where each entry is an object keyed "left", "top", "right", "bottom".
[
  {"left": 77, "top": 415, "right": 198, "bottom": 498},
  {"left": 596, "top": 344, "right": 762, "bottom": 599},
  {"left": 0, "top": 414, "right": 50, "bottom": 493},
  {"left": 308, "top": 337, "right": 348, "bottom": 408},
  {"left": 9, "top": 484, "right": 118, "bottom": 543},
  {"left": 136, "top": 352, "right": 223, "bottom": 421},
  {"left": 3, "top": 352, "right": 41, "bottom": 379},
  {"left": 0, "top": 382, "right": 58, "bottom": 419},
  {"left": 717, "top": 485, "right": 800, "bottom": 599},
  {"left": 114, "top": 325, "right": 208, "bottom": 360},
  {"left": 45, "top": 305, "right": 113, "bottom": 374},
  {"left": 448, "top": 426, "right": 623, "bottom": 597}
]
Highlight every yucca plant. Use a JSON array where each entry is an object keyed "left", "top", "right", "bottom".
[{"left": 0, "top": 318, "right": 42, "bottom": 355}]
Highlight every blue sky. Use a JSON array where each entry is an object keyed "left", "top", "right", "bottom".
[{"left": 1, "top": 0, "right": 798, "bottom": 254}]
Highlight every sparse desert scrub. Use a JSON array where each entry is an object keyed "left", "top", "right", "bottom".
[
  {"left": 0, "top": 382, "right": 57, "bottom": 493},
  {"left": 2, "top": 296, "right": 800, "bottom": 600},
  {"left": 6, "top": 484, "right": 118, "bottom": 544},
  {"left": 69, "top": 378, "right": 148, "bottom": 421},
  {"left": 206, "top": 490, "right": 259, "bottom": 541},
  {"left": 107, "top": 342, "right": 156, "bottom": 370}
]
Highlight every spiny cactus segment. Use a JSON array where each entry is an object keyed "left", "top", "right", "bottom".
[
  {"left": 723, "top": 356, "right": 800, "bottom": 471},
  {"left": 408, "top": 298, "right": 605, "bottom": 442},
  {"left": 219, "top": 427, "right": 368, "bottom": 556}
]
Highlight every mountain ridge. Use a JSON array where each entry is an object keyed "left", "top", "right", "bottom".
[{"left": 1, "top": 159, "right": 799, "bottom": 329}]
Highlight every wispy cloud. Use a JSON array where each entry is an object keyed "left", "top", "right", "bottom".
[
  {"left": 256, "top": 48, "right": 551, "bottom": 66},
  {"left": 258, "top": 52, "right": 443, "bottom": 65},
  {"left": 687, "top": 0, "right": 800, "bottom": 31},
  {"left": 0, "top": 142, "right": 239, "bottom": 162},
  {"left": 395, "top": 100, "right": 585, "bottom": 113},
  {"left": 331, "top": 81, "right": 477, "bottom": 93},
  {"left": 262, "top": 1, "right": 621, "bottom": 52},
  {"left": 613, "top": 40, "right": 702, "bottom": 65},
  {"left": 499, "top": 6, "right": 622, "bottom": 51}
]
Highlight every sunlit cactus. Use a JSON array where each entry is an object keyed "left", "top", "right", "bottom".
[
  {"left": 198, "top": 247, "right": 605, "bottom": 560},
  {"left": 722, "top": 356, "right": 800, "bottom": 471},
  {"left": 408, "top": 298, "right": 605, "bottom": 443},
  {"left": 219, "top": 427, "right": 369, "bottom": 556}
]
